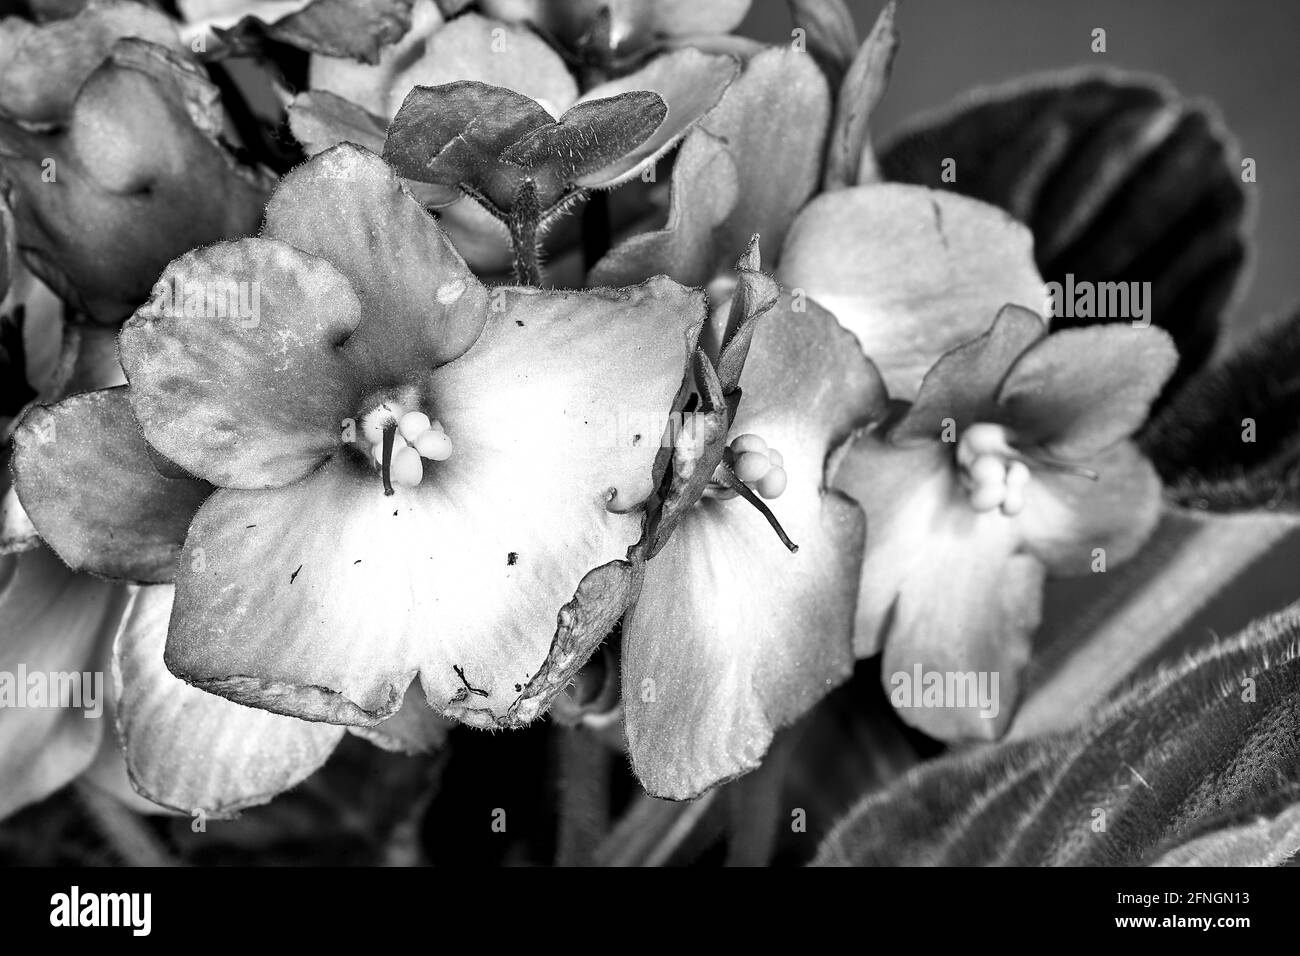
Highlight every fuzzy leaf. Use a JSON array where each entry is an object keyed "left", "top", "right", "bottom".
[
  {"left": 500, "top": 90, "right": 667, "bottom": 196},
  {"left": 815, "top": 602, "right": 1300, "bottom": 866},
  {"left": 1141, "top": 304, "right": 1300, "bottom": 511},
  {"left": 383, "top": 81, "right": 556, "bottom": 209},
  {"left": 386, "top": 82, "right": 668, "bottom": 212},
  {"left": 880, "top": 71, "right": 1250, "bottom": 389}
]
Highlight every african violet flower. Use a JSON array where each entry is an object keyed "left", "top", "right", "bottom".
[
  {"left": 0, "top": 5, "right": 272, "bottom": 323},
  {"left": 12, "top": 384, "right": 448, "bottom": 816},
  {"left": 622, "top": 245, "right": 886, "bottom": 800},
  {"left": 109, "top": 143, "right": 701, "bottom": 729},
  {"left": 831, "top": 306, "right": 1177, "bottom": 740}
]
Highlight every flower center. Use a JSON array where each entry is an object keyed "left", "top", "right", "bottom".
[
  {"left": 353, "top": 398, "right": 453, "bottom": 496},
  {"left": 705, "top": 433, "right": 789, "bottom": 501},
  {"left": 704, "top": 433, "right": 798, "bottom": 552},
  {"left": 955, "top": 422, "right": 1097, "bottom": 516}
]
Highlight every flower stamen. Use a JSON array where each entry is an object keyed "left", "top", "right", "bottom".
[
  {"left": 356, "top": 398, "right": 453, "bottom": 494},
  {"left": 957, "top": 422, "right": 1099, "bottom": 517},
  {"left": 702, "top": 434, "right": 797, "bottom": 551}
]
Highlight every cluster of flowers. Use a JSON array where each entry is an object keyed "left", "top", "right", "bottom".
[{"left": 0, "top": 0, "right": 1180, "bottom": 822}]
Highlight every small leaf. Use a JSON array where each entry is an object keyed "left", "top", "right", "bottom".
[
  {"left": 815, "top": 601, "right": 1300, "bottom": 866},
  {"left": 822, "top": 0, "right": 898, "bottom": 189},
  {"left": 501, "top": 90, "right": 667, "bottom": 195},
  {"left": 571, "top": 48, "right": 738, "bottom": 190},
  {"left": 387, "top": 81, "right": 672, "bottom": 214},
  {"left": 1141, "top": 303, "right": 1300, "bottom": 511},
  {"left": 384, "top": 81, "right": 554, "bottom": 208},
  {"left": 880, "top": 71, "right": 1250, "bottom": 388}
]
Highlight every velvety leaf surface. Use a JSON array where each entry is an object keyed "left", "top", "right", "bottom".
[
  {"left": 1141, "top": 304, "right": 1300, "bottom": 511},
  {"left": 815, "top": 602, "right": 1300, "bottom": 866}
]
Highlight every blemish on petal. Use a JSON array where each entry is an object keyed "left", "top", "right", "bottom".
[{"left": 436, "top": 278, "right": 467, "bottom": 305}]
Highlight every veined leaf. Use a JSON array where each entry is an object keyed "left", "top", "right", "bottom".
[{"left": 815, "top": 602, "right": 1300, "bottom": 866}]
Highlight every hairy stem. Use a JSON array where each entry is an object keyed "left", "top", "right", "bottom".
[{"left": 509, "top": 178, "right": 544, "bottom": 286}]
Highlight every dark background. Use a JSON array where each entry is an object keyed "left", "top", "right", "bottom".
[{"left": 742, "top": 0, "right": 1299, "bottom": 345}]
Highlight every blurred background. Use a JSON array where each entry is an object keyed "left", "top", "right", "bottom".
[{"left": 742, "top": 0, "right": 1299, "bottom": 342}]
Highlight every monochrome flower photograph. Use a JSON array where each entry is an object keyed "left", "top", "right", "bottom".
[{"left": 0, "top": 0, "right": 1297, "bottom": 888}]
